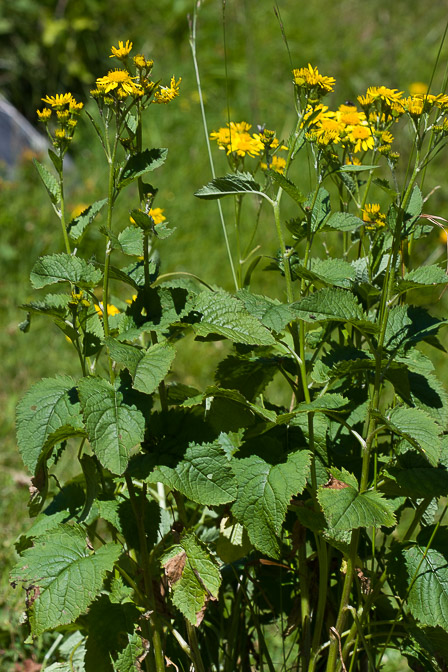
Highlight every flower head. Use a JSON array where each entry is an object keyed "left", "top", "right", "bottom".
[
  {"left": 42, "top": 93, "right": 74, "bottom": 108},
  {"left": 153, "top": 76, "right": 181, "bottom": 104},
  {"left": 362, "top": 203, "right": 386, "bottom": 229},
  {"left": 345, "top": 125, "right": 374, "bottom": 153},
  {"left": 261, "top": 155, "right": 287, "bottom": 174},
  {"left": 110, "top": 40, "right": 133, "bottom": 60},
  {"left": 149, "top": 207, "right": 166, "bottom": 225},
  {"left": 96, "top": 69, "right": 142, "bottom": 96},
  {"left": 210, "top": 121, "right": 264, "bottom": 157},
  {"left": 293, "top": 64, "right": 335, "bottom": 94},
  {"left": 37, "top": 108, "right": 52, "bottom": 122}
]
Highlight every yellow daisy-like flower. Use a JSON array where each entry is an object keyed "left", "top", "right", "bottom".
[
  {"left": 55, "top": 128, "right": 67, "bottom": 139},
  {"left": 69, "top": 100, "right": 84, "bottom": 113},
  {"left": 337, "top": 104, "right": 366, "bottom": 127},
  {"left": 210, "top": 122, "right": 264, "bottom": 157},
  {"left": 149, "top": 207, "right": 166, "bottom": 225},
  {"left": 110, "top": 40, "right": 133, "bottom": 59},
  {"left": 96, "top": 69, "right": 141, "bottom": 95},
  {"left": 362, "top": 203, "right": 386, "bottom": 229},
  {"left": 261, "top": 155, "right": 287, "bottom": 174},
  {"left": 315, "top": 117, "right": 344, "bottom": 144},
  {"left": 153, "top": 76, "right": 181, "bottom": 104},
  {"left": 365, "top": 86, "right": 403, "bottom": 105},
  {"left": 94, "top": 303, "right": 120, "bottom": 318},
  {"left": 402, "top": 96, "right": 424, "bottom": 117},
  {"left": 346, "top": 125, "right": 374, "bottom": 153},
  {"left": 36, "top": 108, "right": 52, "bottom": 122},
  {"left": 292, "top": 63, "right": 335, "bottom": 93},
  {"left": 42, "top": 93, "right": 74, "bottom": 108}
]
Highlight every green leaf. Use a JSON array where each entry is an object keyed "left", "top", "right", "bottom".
[
  {"left": 114, "top": 632, "right": 145, "bottom": 672},
  {"left": 132, "top": 342, "right": 176, "bottom": 395},
  {"left": 305, "top": 187, "right": 331, "bottom": 232},
  {"left": 267, "top": 170, "right": 305, "bottom": 204},
  {"left": 291, "top": 288, "right": 373, "bottom": 333},
  {"left": 68, "top": 199, "right": 107, "bottom": 242},
  {"left": 194, "top": 171, "right": 266, "bottom": 200},
  {"left": 33, "top": 158, "right": 60, "bottom": 205},
  {"left": 118, "top": 148, "right": 168, "bottom": 188},
  {"left": 382, "top": 406, "right": 441, "bottom": 466},
  {"left": 16, "top": 376, "right": 85, "bottom": 474},
  {"left": 22, "top": 293, "right": 70, "bottom": 319},
  {"left": 404, "top": 185, "right": 423, "bottom": 230},
  {"left": 162, "top": 532, "right": 221, "bottom": 626},
  {"left": 193, "top": 290, "right": 275, "bottom": 345},
  {"left": 383, "top": 466, "right": 448, "bottom": 499},
  {"left": 151, "top": 441, "right": 237, "bottom": 505},
  {"left": 231, "top": 450, "right": 311, "bottom": 558},
  {"left": 237, "top": 289, "right": 294, "bottom": 332},
  {"left": 31, "top": 254, "right": 102, "bottom": 289},
  {"left": 10, "top": 524, "right": 121, "bottom": 635},
  {"left": 404, "top": 546, "right": 448, "bottom": 631},
  {"left": 318, "top": 476, "right": 396, "bottom": 532},
  {"left": 324, "top": 212, "right": 364, "bottom": 232},
  {"left": 338, "top": 164, "right": 378, "bottom": 173},
  {"left": 215, "top": 352, "right": 279, "bottom": 401},
  {"left": 292, "top": 258, "right": 355, "bottom": 288},
  {"left": 384, "top": 305, "right": 446, "bottom": 354},
  {"left": 396, "top": 265, "right": 448, "bottom": 294},
  {"left": 78, "top": 377, "right": 145, "bottom": 475}
]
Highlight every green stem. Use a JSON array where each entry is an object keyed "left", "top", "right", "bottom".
[
  {"left": 58, "top": 167, "right": 72, "bottom": 255},
  {"left": 298, "top": 526, "right": 311, "bottom": 670},
  {"left": 126, "top": 477, "right": 165, "bottom": 672}
]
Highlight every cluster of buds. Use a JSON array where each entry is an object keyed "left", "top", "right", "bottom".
[{"left": 36, "top": 93, "right": 83, "bottom": 153}]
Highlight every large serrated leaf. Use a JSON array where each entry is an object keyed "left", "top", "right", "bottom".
[
  {"left": 396, "top": 265, "right": 448, "bottom": 294},
  {"left": 292, "top": 258, "right": 355, "bottom": 288},
  {"left": 324, "top": 212, "right": 364, "bottom": 232},
  {"left": 10, "top": 524, "right": 121, "bottom": 635},
  {"left": 237, "top": 289, "right": 294, "bottom": 332},
  {"left": 16, "top": 376, "right": 85, "bottom": 474},
  {"left": 231, "top": 450, "right": 311, "bottom": 558},
  {"left": 151, "top": 441, "right": 237, "bottom": 505},
  {"left": 117, "top": 227, "right": 144, "bottom": 256},
  {"left": 106, "top": 338, "right": 176, "bottom": 395},
  {"left": 21, "top": 293, "right": 70, "bottom": 319},
  {"left": 193, "top": 290, "right": 275, "bottom": 345},
  {"left": 267, "top": 170, "right": 305, "bottom": 204},
  {"left": 114, "top": 632, "right": 145, "bottom": 672},
  {"left": 118, "top": 148, "right": 168, "bottom": 188},
  {"left": 404, "top": 546, "right": 448, "bottom": 631},
  {"left": 317, "top": 477, "right": 396, "bottom": 531},
  {"left": 33, "top": 159, "right": 61, "bottom": 205},
  {"left": 291, "top": 288, "right": 364, "bottom": 324},
  {"left": 78, "top": 377, "right": 145, "bottom": 475},
  {"left": 31, "top": 254, "right": 103, "bottom": 289},
  {"left": 384, "top": 305, "right": 446, "bottom": 354},
  {"left": 162, "top": 533, "right": 221, "bottom": 626},
  {"left": 194, "top": 171, "right": 265, "bottom": 200},
  {"left": 382, "top": 406, "right": 441, "bottom": 466},
  {"left": 68, "top": 199, "right": 107, "bottom": 242}
]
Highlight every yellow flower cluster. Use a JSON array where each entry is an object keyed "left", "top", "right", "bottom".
[
  {"left": 36, "top": 93, "right": 83, "bottom": 150},
  {"left": 92, "top": 40, "right": 180, "bottom": 106},
  {"left": 210, "top": 122, "right": 287, "bottom": 171},
  {"left": 293, "top": 64, "right": 336, "bottom": 96},
  {"left": 362, "top": 203, "right": 386, "bottom": 229},
  {"left": 304, "top": 103, "right": 376, "bottom": 153}
]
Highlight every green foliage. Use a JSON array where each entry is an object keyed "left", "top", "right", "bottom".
[{"left": 8, "top": 12, "right": 448, "bottom": 672}]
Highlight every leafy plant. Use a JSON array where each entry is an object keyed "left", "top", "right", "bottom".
[{"left": 11, "top": 14, "right": 448, "bottom": 672}]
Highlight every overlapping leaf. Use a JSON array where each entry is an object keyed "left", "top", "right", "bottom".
[
  {"left": 78, "top": 377, "right": 145, "bottom": 474},
  {"left": 194, "top": 171, "right": 265, "bottom": 200},
  {"left": 403, "top": 545, "right": 448, "bottom": 631},
  {"left": 10, "top": 524, "right": 120, "bottom": 635},
  {"left": 16, "top": 376, "right": 85, "bottom": 474},
  {"left": 231, "top": 450, "right": 311, "bottom": 558},
  {"left": 381, "top": 406, "right": 441, "bottom": 466},
  {"left": 31, "top": 254, "right": 102, "bottom": 289}
]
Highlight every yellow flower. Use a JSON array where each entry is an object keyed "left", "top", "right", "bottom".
[
  {"left": 149, "top": 208, "right": 166, "bottom": 224},
  {"left": 292, "top": 64, "right": 335, "bottom": 93},
  {"left": 126, "top": 294, "right": 138, "bottom": 305},
  {"left": 96, "top": 69, "right": 141, "bottom": 96},
  {"left": 94, "top": 303, "right": 120, "bottom": 318},
  {"left": 362, "top": 203, "right": 386, "bottom": 229},
  {"left": 261, "top": 155, "right": 287, "bottom": 173},
  {"left": 402, "top": 96, "right": 424, "bottom": 117},
  {"left": 42, "top": 93, "right": 74, "bottom": 108},
  {"left": 153, "top": 76, "right": 181, "bottom": 104},
  {"left": 210, "top": 121, "right": 264, "bottom": 157},
  {"left": 37, "top": 108, "right": 52, "bottom": 122},
  {"left": 69, "top": 100, "right": 84, "bottom": 113},
  {"left": 110, "top": 40, "right": 133, "bottom": 59},
  {"left": 55, "top": 128, "right": 67, "bottom": 139},
  {"left": 345, "top": 125, "right": 374, "bottom": 153},
  {"left": 365, "top": 86, "right": 403, "bottom": 105},
  {"left": 315, "top": 117, "right": 344, "bottom": 144}
]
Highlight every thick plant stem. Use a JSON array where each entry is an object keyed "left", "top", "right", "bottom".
[{"left": 126, "top": 477, "right": 165, "bottom": 672}]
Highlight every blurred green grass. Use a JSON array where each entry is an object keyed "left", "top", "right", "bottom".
[{"left": 1, "top": 1, "right": 448, "bottom": 668}]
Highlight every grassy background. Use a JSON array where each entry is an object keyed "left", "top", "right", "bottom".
[{"left": 2, "top": 1, "right": 448, "bottom": 668}]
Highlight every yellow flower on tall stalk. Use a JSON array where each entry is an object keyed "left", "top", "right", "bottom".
[
  {"left": 292, "top": 64, "right": 335, "bottom": 94},
  {"left": 210, "top": 121, "right": 264, "bottom": 157},
  {"left": 401, "top": 96, "right": 425, "bottom": 117},
  {"left": 153, "top": 76, "right": 181, "bottom": 104},
  {"left": 345, "top": 125, "right": 374, "bottom": 153},
  {"left": 261, "top": 155, "right": 287, "bottom": 173},
  {"left": 362, "top": 203, "right": 386, "bottom": 229},
  {"left": 110, "top": 40, "right": 133, "bottom": 60},
  {"left": 42, "top": 93, "right": 74, "bottom": 108},
  {"left": 94, "top": 303, "right": 120, "bottom": 318},
  {"left": 96, "top": 69, "right": 142, "bottom": 96}
]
